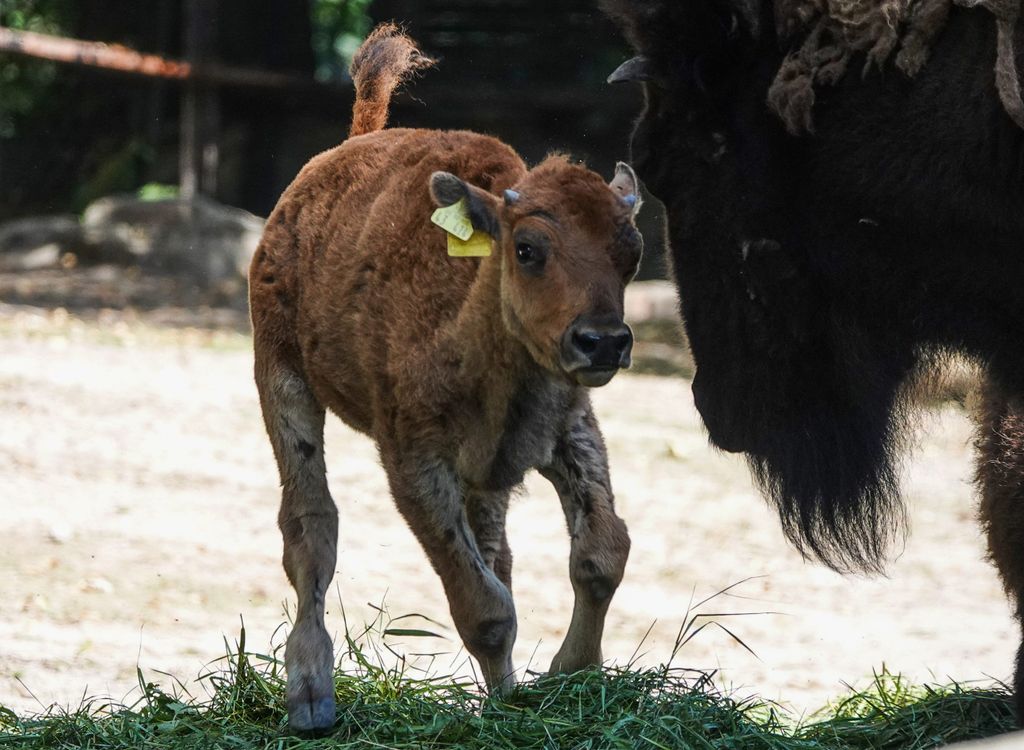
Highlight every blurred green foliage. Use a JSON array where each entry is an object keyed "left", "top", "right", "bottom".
[
  {"left": 137, "top": 182, "right": 180, "bottom": 202},
  {"left": 311, "top": 0, "right": 374, "bottom": 81},
  {"left": 0, "top": 0, "right": 78, "bottom": 138},
  {"left": 71, "top": 139, "right": 155, "bottom": 212}
]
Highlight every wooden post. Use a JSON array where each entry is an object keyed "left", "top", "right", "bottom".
[
  {"left": 179, "top": 0, "right": 219, "bottom": 200},
  {"left": 146, "top": 0, "right": 174, "bottom": 158}
]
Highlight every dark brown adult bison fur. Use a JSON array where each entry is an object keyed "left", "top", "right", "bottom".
[{"left": 602, "top": 0, "right": 1024, "bottom": 717}]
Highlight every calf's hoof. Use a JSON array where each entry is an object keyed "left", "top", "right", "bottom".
[
  {"left": 483, "top": 661, "right": 517, "bottom": 695},
  {"left": 548, "top": 645, "right": 602, "bottom": 676},
  {"left": 467, "top": 614, "right": 517, "bottom": 694},
  {"left": 285, "top": 621, "right": 336, "bottom": 733},
  {"left": 287, "top": 693, "right": 336, "bottom": 734}
]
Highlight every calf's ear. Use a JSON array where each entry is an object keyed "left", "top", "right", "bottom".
[
  {"left": 429, "top": 172, "right": 502, "bottom": 237},
  {"left": 608, "top": 162, "right": 643, "bottom": 218}
]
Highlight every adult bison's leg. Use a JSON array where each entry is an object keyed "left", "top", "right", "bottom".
[
  {"left": 383, "top": 452, "right": 517, "bottom": 691},
  {"left": 255, "top": 358, "right": 337, "bottom": 732},
  {"left": 976, "top": 382, "right": 1024, "bottom": 722},
  {"left": 541, "top": 402, "right": 630, "bottom": 674}
]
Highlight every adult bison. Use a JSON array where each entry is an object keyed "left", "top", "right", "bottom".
[{"left": 602, "top": 0, "right": 1024, "bottom": 716}]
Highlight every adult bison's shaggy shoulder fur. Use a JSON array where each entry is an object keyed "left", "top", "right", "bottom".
[{"left": 603, "top": 0, "right": 1024, "bottom": 716}]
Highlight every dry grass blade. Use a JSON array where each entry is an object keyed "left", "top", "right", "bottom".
[{"left": 669, "top": 577, "right": 776, "bottom": 664}]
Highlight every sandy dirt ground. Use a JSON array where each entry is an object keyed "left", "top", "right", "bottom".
[{"left": 0, "top": 301, "right": 1017, "bottom": 720}]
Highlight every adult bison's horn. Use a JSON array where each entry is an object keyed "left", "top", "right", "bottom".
[{"left": 607, "top": 56, "right": 652, "bottom": 84}]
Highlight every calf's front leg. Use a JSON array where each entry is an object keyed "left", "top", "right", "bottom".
[
  {"left": 541, "top": 401, "right": 630, "bottom": 673},
  {"left": 466, "top": 488, "right": 513, "bottom": 590},
  {"left": 383, "top": 451, "right": 517, "bottom": 690}
]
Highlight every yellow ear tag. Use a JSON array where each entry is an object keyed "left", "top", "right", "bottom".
[
  {"left": 431, "top": 199, "right": 492, "bottom": 257},
  {"left": 446, "top": 230, "right": 493, "bottom": 257}
]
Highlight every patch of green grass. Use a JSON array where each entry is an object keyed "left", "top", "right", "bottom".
[
  {"left": 1, "top": 622, "right": 1015, "bottom": 750},
  {"left": 804, "top": 671, "right": 1015, "bottom": 749}
]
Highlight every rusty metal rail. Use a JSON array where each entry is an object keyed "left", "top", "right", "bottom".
[{"left": 0, "top": 26, "right": 347, "bottom": 94}]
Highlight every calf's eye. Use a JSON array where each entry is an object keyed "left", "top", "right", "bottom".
[{"left": 513, "top": 237, "right": 548, "bottom": 274}]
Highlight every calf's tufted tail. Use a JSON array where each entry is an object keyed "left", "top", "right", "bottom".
[{"left": 348, "top": 23, "right": 436, "bottom": 139}]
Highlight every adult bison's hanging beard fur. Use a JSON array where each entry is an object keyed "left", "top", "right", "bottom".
[
  {"left": 683, "top": 268, "right": 919, "bottom": 573},
  {"left": 742, "top": 356, "right": 916, "bottom": 574}
]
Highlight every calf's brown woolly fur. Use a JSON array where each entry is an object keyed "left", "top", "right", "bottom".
[{"left": 249, "top": 24, "right": 642, "bottom": 733}]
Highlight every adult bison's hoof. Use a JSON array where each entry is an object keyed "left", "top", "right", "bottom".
[{"left": 287, "top": 693, "right": 336, "bottom": 734}]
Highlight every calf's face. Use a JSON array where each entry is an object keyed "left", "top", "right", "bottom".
[{"left": 430, "top": 159, "right": 643, "bottom": 387}]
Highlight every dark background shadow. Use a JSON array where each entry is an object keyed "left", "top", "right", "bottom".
[{"left": 0, "top": 0, "right": 668, "bottom": 280}]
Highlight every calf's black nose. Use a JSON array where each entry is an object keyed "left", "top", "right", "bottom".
[{"left": 570, "top": 324, "right": 633, "bottom": 369}]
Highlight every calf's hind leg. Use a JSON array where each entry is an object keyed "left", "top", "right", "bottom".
[
  {"left": 541, "top": 400, "right": 631, "bottom": 673},
  {"left": 977, "top": 382, "right": 1024, "bottom": 722},
  {"left": 255, "top": 358, "right": 338, "bottom": 732}
]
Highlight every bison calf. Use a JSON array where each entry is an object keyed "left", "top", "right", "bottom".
[{"left": 249, "top": 25, "right": 642, "bottom": 732}]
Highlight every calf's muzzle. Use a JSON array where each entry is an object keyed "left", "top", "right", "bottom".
[{"left": 561, "top": 316, "right": 633, "bottom": 387}]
